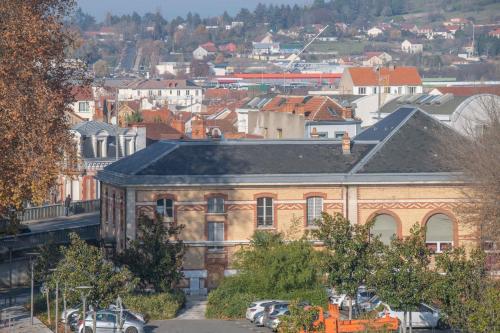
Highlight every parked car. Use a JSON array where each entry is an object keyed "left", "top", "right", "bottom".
[
  {"left": 61, "top": 305, "right": 81, "bottom": 323},
  {"left": 378, "top": 303, "right": 445, "bottom": 328},
  {"left": 78, "top": 310, "right": 145, "bottom": 333},
  {"left": 265, "top": 308, "right": 291, "bottom": 331},
  {"left": 357, "top": 290, "right": 376, "bottom": 304},
  {"left": 358, "top": 295, "right": 382, "bottom": 313},
  {"left": 255, "top": 302, "right": 289, "bottom": 326},
  {"left": 246, "top": 300, "right": 285, "bottom": 322}
]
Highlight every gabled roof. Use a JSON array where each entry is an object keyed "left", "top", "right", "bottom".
[
  {"left": 378, "top": 94, "right": 469, "bottom": 116},
  {"left": 433, "top": 85, "right": 500, "bottom": 97},
  {"left": 72, "top": 121, "right": 124, "bottom": 136},
  {"left": 72, "top": 86, "right": 93, "bottom": 101},
  {"left": 346, "top": 66, "right": 422, "bottom": 86}
]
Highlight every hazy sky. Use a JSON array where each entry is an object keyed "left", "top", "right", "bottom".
[{"left": 78, "top": 0, "right": 311, "bottom": 21}]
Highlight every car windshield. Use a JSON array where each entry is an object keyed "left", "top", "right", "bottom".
[{"left": 249, "top": 303, "right": 257, "bottom": 308}]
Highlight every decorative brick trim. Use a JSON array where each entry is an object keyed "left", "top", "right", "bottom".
[
  {"left": 177, "top": 204, "right": 205, "bottom": 211},
  {"left": 276, "top": 203, "right": 304, "bottom": 210},
  {"left": 325, "top": 203, "right": 343, "bottom": 210},
  {"left": 227, "top": 204, "right": 255, "bottom": 211},
  {"left": 358, "top": 202, "right": 461, "bottom": 210},
  {"left": 303, "top": 192, "right": 328, "bottom": 199}
]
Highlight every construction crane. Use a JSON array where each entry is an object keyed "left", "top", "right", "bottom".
[{"left": 285, "top": 24, "right": 330, "bottom": 71}]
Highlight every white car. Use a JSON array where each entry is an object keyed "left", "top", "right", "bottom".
[
  {"left": 245, "top": 300, "right": 285, "bottom": 322},
  {"left": 379, "top": 303, "right": 444, "bottom": 328}
]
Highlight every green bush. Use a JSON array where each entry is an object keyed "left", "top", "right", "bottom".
[
  {"left": 123, "top": 292, "right": 185, "bottom": 320},
  {"left": 206, "top": 231, "right": 328, "bottom": 319}
]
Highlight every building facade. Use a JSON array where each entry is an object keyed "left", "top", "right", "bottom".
[{"left": 97, "top": 107, "right": 478, "bottom": 295}]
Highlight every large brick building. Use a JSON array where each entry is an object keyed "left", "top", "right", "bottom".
[{"left": 97, "top": 107, "right": 478, "bottom": 295}]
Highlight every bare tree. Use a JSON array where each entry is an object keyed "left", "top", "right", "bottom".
[{"left": 443, "top": 95, "right": 500, "bottom": 258}]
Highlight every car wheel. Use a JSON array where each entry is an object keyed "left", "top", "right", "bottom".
[
  {"left": 437, "top": 319, "right": 450, "bottom": 330},
  {"left": 125, "top": 327, "right": 138, "bottom": 333},
  {"left": 84, "top": 327, "right": 93, "bottom": 333}
]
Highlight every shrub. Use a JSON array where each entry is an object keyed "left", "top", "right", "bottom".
[{"left": 124, "top": 292, "right": 185, "bottom": 320}]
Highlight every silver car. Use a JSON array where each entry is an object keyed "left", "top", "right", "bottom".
[{"left": 78, "top": 310, "right": 145, "bottom": 333}]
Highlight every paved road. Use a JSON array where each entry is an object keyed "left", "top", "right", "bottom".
[
  {"left": 24, "top": 212, "right": 99, "bottom": 233},
  {"left": 147, "top": 320, "right": 272, "bottom": 333}
]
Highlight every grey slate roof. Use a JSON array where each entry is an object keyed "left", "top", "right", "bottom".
[
  {"left": 379, "top": 94, "right": 469, "bottom": 116},
  {"left": 97, "top": 107, "right": 463, "bottom": 186},
  {"left": 72, "top": 121, "right": 125, "bottom": 136}
]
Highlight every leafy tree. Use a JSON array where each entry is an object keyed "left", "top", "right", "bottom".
[
  {"left": 370, "top": 224, "right": 431, "bottom": 333},
  {"left": 432, "top": 247, "right": 487, "bottom": 330},
  {"left": 34, "top": 241, "right": 63, "bottom": 283},
  {"left": 118, "top": 214, "right": 185, "bottom": 292},
  {"left": 312, "top": 212, "right": 382, "bottom": 320},
  {"left": 0, "top": 0, "right": 84, "bottom": 226},
  {"left": 467, "top": 282, "right": 500, "bottom": 333},
  {"left": 49, "top": 233, "right": 136, "bottom": 307},
  {"left": 93, "top": 60, "right": 109, "bottom": 78}
]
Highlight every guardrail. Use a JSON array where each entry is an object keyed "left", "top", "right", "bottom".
[
  {"left": 19, "top": 199, "right": 100, "bottom": 222},
  {"left": 0, "top": 223, "right": 100, "bottom": 252}
]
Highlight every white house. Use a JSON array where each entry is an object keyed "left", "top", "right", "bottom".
[
  {"left": 70, "top": 86, "right": 96, "bottom": 121},
  {"left": 117, "top": 79, "right": 203, "bottom": 113},
  {"left": 367, "top": 27, "right": 383, "bottom": 38},
  {"left": 252, "top": 42, "right": 280, "bottom": 55},
  {"left": 338, "top": 66, "right": 423, "bottom": 96},
  {"left": 401, "top": 40, "right": 423, "bottom": 54},
  {"left": 193, "top": 43, "right": 217, "bottom": 60},
  {"left": 156, "top": 62, "right": 191, "bottom": 76}
]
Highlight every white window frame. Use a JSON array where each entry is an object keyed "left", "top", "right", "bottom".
[
  {"left": 306, "top": 197, "right": 323, "bottom": 226},
  {"left": 208, "top": 222, "right": 224, "bottom": 251},
  {"left": 207, "top": 197, "right": 225, "bottom": 214},
  {"left": 79, "top": 101, "right": 90, "bottom": 113},
  {"left": 156, "top": 198, "right": 174, "bottom": 220},
  {"left": 257, "top": 197, "right": 274, "bottom": 227},
  {"left": 358, "top": 87, "right": 366, "bottom": 95}
]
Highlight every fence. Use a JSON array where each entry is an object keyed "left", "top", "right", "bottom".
[
  {"left": 19, "top": 199, "right": 100, "bottom": 222},
  {"left": 0, "top": 223, "right": 100, "bottom": 252}
]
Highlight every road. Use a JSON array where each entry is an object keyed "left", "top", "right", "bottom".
[{"left": 23, "top": 212, "right": 99, "bottom": 233}]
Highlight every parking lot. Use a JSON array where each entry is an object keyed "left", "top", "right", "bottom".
[{"left": 146, "top": 320, "right": 452, "bottom": 333}]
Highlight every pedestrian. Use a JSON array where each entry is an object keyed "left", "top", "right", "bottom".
[{"left": 64, "top": 194, "right": 72, "bottom": 216}]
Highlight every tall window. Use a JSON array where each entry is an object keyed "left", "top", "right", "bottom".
[
  {"left": 277, "top": 128, "right": 283, "bottom": 139},
  {"left": 257, "top": 197, "right": 273, "bottom": 227},
  {"left": 96, "top": 139, "right": 104, "bottom": 158},
  {"left": 78, "top": 101, "right": 90, "bottom": 112},
  {"left": 358, "top": 87, "right": 366, "bottom": 95},
  {"left": 208, "top": 222, "right": 224, "bottom": 251},
  {"left": 384, "top": 87, "right": 391, "bottom": 94},
  {"left": 207, "top": 197, "right": 224, "bottom": 214},
  {"left": 371, "top": 214, "right": 398, "bottom": 245},
  {"left": 177, "top": 90, "right": 181, "bottom": 96},
  {"left": 307, "top": 197, "right": 323, "bottom": 226},
  {"left": 425, "top": 213, "right": 453, "bottom": 253},
  {"left": 409, "top": 86, "right": 417, "bottom": 94},
  {"left": 156, "top": 198, "right": 174, "bottom": 218},
  {"left": 186, "top": 90, "right": 190, "bottom": 96}
]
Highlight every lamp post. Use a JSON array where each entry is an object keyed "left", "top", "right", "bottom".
[
  {"left": 4, "top": 240, "right": 15, "bottom": 307},
  {"left": 26, "top": 252, "right": 40, "bottom": 325},
  {"left": 76, "top": 286, "right": 91, "bottom": 332},
  {"left": 49, "top": 269, "right": 59, "bottom": 333}
]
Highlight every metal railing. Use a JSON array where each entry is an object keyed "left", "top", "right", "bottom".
[
  {"left": 0, "top": 224, "right": 100, "bottom": 252},
  {"left": 19, "top": 199, "right": 100, "bottom": 222}
]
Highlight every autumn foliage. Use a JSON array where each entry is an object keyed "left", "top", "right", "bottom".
[{"left": 0, "top": 0, "right": 83, "bottom": 218}]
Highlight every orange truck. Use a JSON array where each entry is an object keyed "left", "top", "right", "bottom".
[{"left": 300, "top": 303, "right": 399, "bottom": 333}]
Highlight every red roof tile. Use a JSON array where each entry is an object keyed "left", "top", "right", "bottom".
[
  {"left": 72, "top": 86, "right": 93, "bottom": 101},
  {"left": 347, "top": 66, "right": 422, "bottom": 86},
  {"left": 434, "top": 85, "right": 500, "bottom": 96}
]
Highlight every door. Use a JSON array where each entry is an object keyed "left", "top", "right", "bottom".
[
  {"left": 95, "top": 313, "right": 117, "bottom": 333},
  {"left": 417, "top": 304, "right": 436, "bottom": 328},
  {"left": 189, "top": 277, "right": 200, "bottom": 295}
]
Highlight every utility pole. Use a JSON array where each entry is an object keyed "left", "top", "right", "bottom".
[
  {"left": 115, "top": 88, "right": 120, "bottom": 161},
  {"left": 377, "top": 65, "right": 382, "bottom": 121}
]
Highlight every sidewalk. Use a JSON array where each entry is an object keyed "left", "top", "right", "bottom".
[
  {"left": 175, "top": 295, "right": 207, "bottom": 320},
  {"left": 0, "top": 306, "right": 51, "bottom": 333}
]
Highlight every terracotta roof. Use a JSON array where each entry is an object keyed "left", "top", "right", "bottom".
[
  {"left": 261, "top": 95, "right": 349, "bottom": 121},
  {"left": 347, "top": 66, "right": 422, "bottom": 86},
  {"left": 126, "top": 79, "right": 188, "bottom": 89},
  {"left": 205, "top": 119, "right": 237, "bottom": 134},
  {"left": 135, "top": 122, "right": 184, "bottom": 141},
  {"left": 141, "top": 108, "right": 173, "bottom": 123},
  {"left": 434, "top": 85, "right": 500, "bottom": 96},
  {"left": 204, "top": 88, "right": 249, "bottom": 101},
  {"left": 72, "top": 86, "right": 93, "bottom": 101}
]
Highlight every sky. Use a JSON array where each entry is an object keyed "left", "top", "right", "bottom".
[{"left": 78, "top": 0, "right": 311, "bottom": 21}]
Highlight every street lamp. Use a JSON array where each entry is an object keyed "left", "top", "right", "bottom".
[
  {"left": 26, "top": 251, "right": 40, "bottom": 325},
  {"left": 49, "top": 268, "right": 59, "bottom": 333},
  {"left": 3, "top": 239, "right": 15, "bottom": 306},
  {"left": 76, "top": 286, "right": 91, "bottom": 332}
]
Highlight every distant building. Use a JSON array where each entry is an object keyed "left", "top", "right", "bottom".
[
  {"left": 156, "top": 62, "right": 191, "bottom": 76},
  {"left": 367, "top": 27, "right": 383, "bottom": 38},
  {"left": 193, "top": 42, "right": 217, "bottom": 60},
  {"left": 401, "top": 40, "right": 423, "bottom": 54},
  {"left": 489, "top": 28, "right": 500, "bottom": 38},
  {"left": 58, "top": 121, "right": 146, "bottom": 202},
  {"left": 362, "top": 52, "right": 393, "bottom": 66},
  {"left": 252, "top": 42, "right": 280, "bottom": 55},
  {"left": 70, "top": 86, "right": 96, "bottom": 121},
  {"left": 338, "top": 66, "right": 423, "bottom": 96}
]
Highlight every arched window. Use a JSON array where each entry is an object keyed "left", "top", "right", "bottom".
[
  {"left": 425, "top": 213, "right": 453, "bottom": 253},
  {"left": 156, "top": 198, "right": 174, "bottom": 219},
  {"left": 371, "top": 214, "right": 398, "bottom": 245}
]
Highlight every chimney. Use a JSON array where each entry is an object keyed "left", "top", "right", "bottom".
[
  {"left": 310, "top": 127, "right": 319, "bottom": 139},
  {"left": 170, "top": 118, "right": 186, "bottom": 134},
  {"left": 342, "top": 132, "right": 351, "bottom": 155},
  {"left": 191, "top": 115, "right": 206, "bottom": 139},
  {"left": 342, "top": 106, "right": 353, "bottom": 119}
]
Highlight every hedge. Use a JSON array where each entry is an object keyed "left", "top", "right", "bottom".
[
  {"left": 206, "top": 276, "right": 328, "bottom": 319},
  {"left": 123, "top": 291, "right": 186, "bottom": 320}
]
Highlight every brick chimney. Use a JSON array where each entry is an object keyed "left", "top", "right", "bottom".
[
  {"left": 310, "top": 127, "right": 319, "bottom": 139},
  {"left": 342, "top": 131, "right": 351, "bottom": 155},
  {"left": 341, "top": 106, "right": 353, "bottom": 119},
  {"left": 191, "top": 115, "right": 206, "bottom": 139},
  {"left": 170, "top": 118, "right": 185, "bottom": 134}
]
